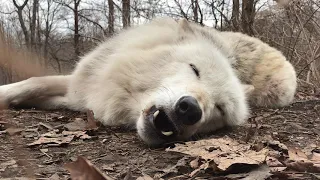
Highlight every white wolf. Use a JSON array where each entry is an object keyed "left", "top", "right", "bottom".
[{"left": 0, "top": 18, "right": 297, "bottom": 146}]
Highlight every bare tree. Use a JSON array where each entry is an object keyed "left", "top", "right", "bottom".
[
  {"left": 108, "top": 0, "right": 114, "bottom": 34},
  {"left": 191, "top": 0, "right": 198, "bottom": 23},
  {"left": 241, "top": 0, "right": 255, "bottom": 35},
  {"left": 12, "top": 0, "right": 30, "bottom": 46},
  {"left": 122, "top": 0, "right": 130, "bottom": 28},
  {"left": 74, "top": 0, "right": 81, "bottom": 58},
  {"left": 30, "top": 0, "right": 39, "bottom": 49},
  {"left": 231, "top": 0, "right": 240, "bottom": 30},
  {"left": 41, "top": 0, "right": 61, "bottom": 59}
]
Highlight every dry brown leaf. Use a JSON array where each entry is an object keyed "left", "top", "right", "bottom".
[
  {"left": 154, "top": 157, "right": 189, "bottom": 179},
  {"left": 286, "top": 161, "right": 320, "bottom": 173},
  {"left": 285, "top": 147, "right": 320, "bottom": 173},
  {"left": 264, "top": 139, "right": 288, "bottom": 153},
  {"left": 27, "top": 130, "right": 92, "bottom": 146},
  {"left": 311, "top": 150, "right": 320, "bottom": 161},
  {"left": 190, "top": 157, "right": 200, "bottom": 169},
  {"left": 49, "top": 173, "right": 60, "bottom": 180},
  {"left": 266, "top": 156, "right": 284, "bottom": 168},
  {"left": 86, "top": 110, "right": 99, "bottom": 130},
  {"left": 41, "top": 130, "right": 60, "bottom": 137},
  {"left": 167, "top": 136, "right": 268, "bottom": 173},
  {"left": 0, "top": 121, "right": 8, "bottom": 124},
  {"left": 136, "top": 175, "right": 154, "bottom": 180},
  {"left": 241, "top": 164, "right": 272, "bottom": 180},
  {"left": 65, "top": 156, "right": 114, "bottom": 180},
  {"left": 265, "top": 155, "right": 286, "bottom": 174},
  {"left": 62, "top": 131, "right": 92, "bottom": 139},
  {"left": 102, "top": 164, "right": 115, "bottom": 172},
  {"left": 0, "top": 159, "right": 17, "bottom": 172},
  {"left": 5, "top": 127, "right": 24, "bottom": 135},
  {"left": 288, "top": 147, "right": 308, "bottom": 161},
  {"left": 64, "top": 111, "right": 98, "bottom": 131},
  {"left": 27, "top": 135, "right": 75, "bottom": 146},
  {"left": 64, "top": 118, "right": 88, "bottom": 131}
]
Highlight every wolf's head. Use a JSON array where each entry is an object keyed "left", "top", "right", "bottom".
[{"left": 135, "top": 19, "right": 253, "bottom": 146}]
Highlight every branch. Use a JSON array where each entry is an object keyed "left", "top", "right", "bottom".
[
  {"left": 0, "top": 10, "right": 15, "bottom": 15},
  {"left": 12, "top": 0, "right": 29, "bottom": 10}
]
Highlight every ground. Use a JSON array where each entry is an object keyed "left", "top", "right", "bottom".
[{"left": 0, "top": 92, "right": 319, "bottom": 180}]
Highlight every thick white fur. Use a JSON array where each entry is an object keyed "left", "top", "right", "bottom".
[{"left": 0, "top": 18, "right": 297, "bottom": 145}]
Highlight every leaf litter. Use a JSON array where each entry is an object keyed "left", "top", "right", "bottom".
[
  {"left": 284, "top": 147, "right": 320, "bottom": 173},
  {"left": 60, "top": 135, "right": 320, "bottom": 180},
  {"left": 27, "top": 110, "right": 99, "bottom": 147},
  {"left": 166, "top": 136, "right": 269, "bottom": 174},
  {"left": 1, "top": 100, "right": 320, "bottom": 179}
]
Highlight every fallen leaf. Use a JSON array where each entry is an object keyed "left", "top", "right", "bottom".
[
  {"left": 154, "top": 157, "right": 190, "bottom": 179},
  {"left": 311, "top": 150, "right": 320, "bottom": 161},
  {"left": 266, "top": 156, "right": 284, "bottom": 168},
  {"left": 65, "top": 156, "right": 114, "bottom": 180},
  {"left": 123, "top": 168, "right": 133, "bottom": 180},
  {"left": 190, "top": 157, "right": 200, "bottom": 169},
  {"left": 41, "top": 130, "right": 60, "bottom": 138},
  {"left": 64, "top": 118, "right": 87, "bottom": 131},
  {"left": 49, "top": 173, "right": 60, "bottom": 180},
  {"left": 86, "top": 110, "right": 99, "bottom": 130},
  {"left": 27, "top": 135, "right": 75, "bottom": 146},
  {"left": 269, "top": 166, "right": 287, "bottom": 172},
  {"left": 0, "top": 178, "right": 33, "bottom": 180},
  {"left": 38, "top": 122, "right": 54, "bottom": 130},
  {"left": 5, "top": 127, "right": 24, "bottom": 135},
  {"left": 0, "top": 159, "right": 17, "bottom": 172},
  {"left": 284, "top": 147, "right": 320, "bottom": 173},
  {"left": 62, "top": 131, "right": 92, "bottom": 139},
  {"left": 288, "top": 147, "right": 308, "bottom": 161},
  {"left": 286, "top": 161, "right": 320, "bottom": 173},
  {"left": 136, "top": 175, "right": 154, "bottom": 180},
  {"left": 241, "top": 164, "right": 272, "bottom": 180},
  {"left": 40, "top": 149, "right": 49, "bottom": 153},
  {"left": 263, "top": 139, "right": 288, "bottom": 153},
  {"left": 102, "top": 164, "right": 115, "bottom": 172},
  {"left": 167, "top": 136, "right": 268, "bottom": 173},
  {"left": 27, "top": 130, "right": 92, "bottom": 147}
]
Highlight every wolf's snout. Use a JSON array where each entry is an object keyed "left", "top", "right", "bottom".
[{"left": 175, "top": 96, "right": 202, "bottom": 125}]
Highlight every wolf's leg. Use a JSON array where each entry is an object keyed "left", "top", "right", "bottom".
[
  {"left": 16, "top": 96, "right": 70, "bottom": 110},
  {"left": 0, "top": 75, "right": 71, "bottom": 109}
]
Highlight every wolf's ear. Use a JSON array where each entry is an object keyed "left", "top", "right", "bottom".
[
  {"left": 241, "top": 84, "right": 255, "bottom": 96},
  {"left": 178, "top": 18, "right": 194, "bottom": 35}
]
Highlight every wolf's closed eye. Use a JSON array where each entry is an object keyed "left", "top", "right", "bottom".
[
  {"left": 216, "top": 104, "right": 225, "bottom": 116},
  {"left": 190, "top": 64, "right": 200, "bottom": 77}
]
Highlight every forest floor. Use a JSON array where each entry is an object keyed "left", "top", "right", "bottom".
[{"left": 0, "top": 90, "right": 320, "bottom": 180}]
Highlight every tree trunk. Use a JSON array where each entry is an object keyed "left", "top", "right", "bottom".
[
  {"left": 74, "top": 0, "right": 81, "bottom": 58},
  {"left": 13, "top": 0, "right": 30, "bottom": 47},
  {"left": 108, "top": 0, "right": 114, "bottom": 34},
  {"left": 231, "top": 0, "right": 240, "bottom": 31},
  {"left": 191, "top": 0, "right": 199, "bottom": 23},
  {"left": 241, "top": 0, "right": 255, "bottom": 35},
  {"left": 30, "top": 0, "right": 38, "bottom": 49},
  {"left": 122, "top": 0, "right": 130, "bottom": 28}
]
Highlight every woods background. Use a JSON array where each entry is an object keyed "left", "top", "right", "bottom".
[{"left": 0, "top": 0, "right": 319, "bottom": 93}]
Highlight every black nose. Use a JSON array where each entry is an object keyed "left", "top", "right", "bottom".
[{"left": 175, "top": 96, "right": 202, "bottom": 125}]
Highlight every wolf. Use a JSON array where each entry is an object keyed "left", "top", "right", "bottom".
[{"left": 0, "top": 18, "right": 297, "bottom": 146}]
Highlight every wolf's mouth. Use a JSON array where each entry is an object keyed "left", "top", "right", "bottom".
[{"left": 146, "top": 106, "right": 177, "bottom": 138}]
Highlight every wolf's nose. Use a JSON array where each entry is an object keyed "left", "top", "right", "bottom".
[{"left": 175, "top": 96, "right": 202, "bottom": 125}]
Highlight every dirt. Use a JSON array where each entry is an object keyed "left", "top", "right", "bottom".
[{"left": 0, "top": 96, "right": 320, "bottom": 179}]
